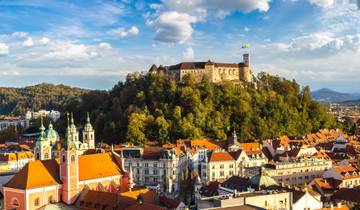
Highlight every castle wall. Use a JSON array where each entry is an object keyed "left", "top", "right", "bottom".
[
  {"left": 180, "top": 68, "right": 211, "bottom": 82},
  {"left": 212, "top": 67, "right": 240, "bottom": 83}
]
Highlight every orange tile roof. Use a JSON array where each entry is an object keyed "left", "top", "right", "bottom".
[
  {"left": 240, "top": 142, "right": 261, "bottom": 152},
  {"left": 119, "top": 188, "right": 157, "bottom": 205},
  {"left": 209, "top": 151, "right": 234, "bottom": 162},
  {"left": 334, "top": 165, "right": 358, "bottom": 174},
  {"left": 78, "top": 152, "right": 123, "bottom": 181},
  {"left": 4, "top": 159, "right": 60, "bottom": 189}
]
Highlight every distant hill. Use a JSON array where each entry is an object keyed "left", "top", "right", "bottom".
[
  {"left": 0, "top": 83, "right": 89, "bottom": 115},
  {"left": 311, "top": 88, "right": 360, "bottom": 103}
]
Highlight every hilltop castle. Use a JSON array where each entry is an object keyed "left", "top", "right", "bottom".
[{"left": 149, "top": 53, "right": 252, "bottom": 83}]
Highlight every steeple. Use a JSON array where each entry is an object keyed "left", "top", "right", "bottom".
[
  {"left": 82, "top": 112, "right": 95, "bottom": 149},
  {"left": 60, "top": 112, "right": 80, "bottom": 204},
  {"left": 35, "top": 116, "right": 51, "bottom": 160},
  {"left": 64, "top": 113, "right": 76, "bottom": 151}
]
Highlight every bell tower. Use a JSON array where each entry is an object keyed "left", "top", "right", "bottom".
[
  {"left": 34, "top": 117, "right": 51, "bottom": 160},
  {"left": 82, "top": 112, "right": 95, "bottom": 149},
  {"left": 60, "top": 113, "right": 79, "bottom": 204}
]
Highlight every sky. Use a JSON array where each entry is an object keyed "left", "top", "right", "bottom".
[{"left": 0, "top": 0, "right": 360, "bottom": 92}]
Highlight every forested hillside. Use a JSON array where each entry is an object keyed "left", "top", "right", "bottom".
[
  {"left": 0, "top": 83, "right": 89, "bottom": 115},
  {"left": 64, "top": 72, "right": 337, "bottom": 145}
]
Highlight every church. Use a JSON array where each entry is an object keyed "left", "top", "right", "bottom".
[{"left": 2, "top": 114, "right": 133, "bottom": 210}]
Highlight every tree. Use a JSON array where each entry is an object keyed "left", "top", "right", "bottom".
[{"left": 126, "top": 113, "right": 147, "bottom": 145}]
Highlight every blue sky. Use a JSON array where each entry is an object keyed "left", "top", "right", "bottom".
[{"left": 0, "top": 0, "right": 360, "bottom": 92}]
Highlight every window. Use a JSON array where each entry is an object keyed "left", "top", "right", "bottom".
[
  {"left": 71, "top": 155, "right": 75, "bottom": 162},
  {"left": 145, "top": 170, "right": 149, "bottom": 175},
  {"left": 34, "top": 198, "right": 40, "bottom": 206},
  {"left": 11, "top": 198, "right": 19, "bottom": 207},
  {"left": 36, "top": 153, "right": 40, "bottom": 160},
  {"left": 48, "top": 196, "right": 53, "bottom": 203},
  {"left": 154, "top": 178, "right": 158, "bottom": 182},
  {"left": 62, "top": 155, "right": 66, "bottom": 163},
  {"left": 212, "top": 165, "right": 215, "bottom": 169},
  {"left": 154, "top": 163, "right": 158, "bottom": 167},
  {"left": 45, "top": 153, "right": 49, "bottom": 159},
  {"left": 229, "top": 164, "right": 233, "bottom": 168},
  {"left": 220, "top": 171, "right": 224, "bottom": 177},
  {"left": 153, "top": 169, "right": 158, "bottom": 175},
  {"left": 220, "top": 164, "right": 224, "bottom": 169},
  {"left": 145, "top": 163, "right": 149, "bottom": 167}
]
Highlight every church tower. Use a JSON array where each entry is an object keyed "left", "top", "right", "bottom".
[
  {"left": 69, "top": 113, "right": 80, "bottom": 149},
  {"left": 34, "top": 117, "right": 52, "bottom": 160},
  {"left": 60, "top": 113, "right": 80, "bottom": 204},
  {"left": 82, "top": 112, "right": 95, "bottom": 149}
]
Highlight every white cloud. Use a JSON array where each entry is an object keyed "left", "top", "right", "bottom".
[
  {"left": 23, "top": 37, "right": 34, "bottom": 47},
  {"left": 39, "top": 37, "right": 50, "bottom": 45},
  {"left": 148, "top": 0, "right": 271, "bottom": 43},
  {"left": 309, "top": 0, "right": 334, "bottom": 7},
  {"left": 110, "top": 26, "right": 139, "bottom": 38},
  {"left": 12, "top": 31, "right": 28, "bottom": 38},
  {"left": 244, "top": 27, "right": 251, "bottom": 32},
  {"left": 39, "top": 41, "right": 99, "bottom": 61},
  {"left": 147, "top": 11, "right": 197, "bottom": 43},
  {"left": 207, "top": 0, "right": 271, "bottom": 13},
  {"left": 98, "top": 42, "right": 112, "bottom": 50},
  {"left": 183, "top": 47, "right": 194, "bottom": 59},
  {"left": 0, "top": 43, "right": 9, "bottom": 55}
]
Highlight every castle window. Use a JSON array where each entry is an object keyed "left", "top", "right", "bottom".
[
  {"left": 62, "top": 155, "right": 66, "bottom": 163},
  {"left": 71, "top": 155, "right": 75, "bottom": 162},
  {"left": 34, "top": 198, "right": 40, "bottom": 206}
]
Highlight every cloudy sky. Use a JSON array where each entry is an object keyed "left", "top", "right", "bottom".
[{"left": 0, "top": 0, "right": 359, "bottom": 92}]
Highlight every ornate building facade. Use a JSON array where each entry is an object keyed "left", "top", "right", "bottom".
[{"left": 149, "top": 53, "right": 252, "bottom": 83}]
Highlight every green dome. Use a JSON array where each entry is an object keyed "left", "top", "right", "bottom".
[
  {"left": 45, "top": 123, "right": 59, "bottom": 140},
  {"left": 250, "top": 170, "right": 278, "bottom": 189}
]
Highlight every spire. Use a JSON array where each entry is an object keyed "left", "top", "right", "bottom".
[
  {"left": 64, "top": 112, "right": 75, "bottom": 150},
  {"left": 39, "top": 116, "right": 45, "bottom": 133},
  {"left": 86, "top": 112, "right": 90, "bottom": 123},
  {"left": 71, "top": 113, "right": 74, "bottom": 125},
  {"left": 48, "top": 121, "right": 53, "bottom": 129}
]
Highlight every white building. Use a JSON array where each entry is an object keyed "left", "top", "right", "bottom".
[
  {"left": 26, "top": 110, "right": 61, "bottom": 121},
  {"left": 0, "top": 116, "right": 29, "bottom": 131},
  {"left": 122, "top": 147, "right": 187, "bottom": 195}
]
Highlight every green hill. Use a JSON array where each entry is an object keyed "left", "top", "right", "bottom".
[
  {"left": 0, "top": 83, "right": 89, "bottom": 115},
  {"left": 64, "top": 72, "right": 337, "bottom": 145}
]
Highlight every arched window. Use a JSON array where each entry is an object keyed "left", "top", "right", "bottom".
[
  {"left": 11, "top": 198, "right": 19, "bottom": 207},
  {"left": 62, "top": 155, "right": 66, "bottom": 163},
  {"left": 36, "top": 153, "right": 40, "bottom": 160},
  {"left": 71, "top": 155, "right": 75, "bottom": 163},
  {"left": 85, "top": 134, "right": 87, "bottom": 139}
]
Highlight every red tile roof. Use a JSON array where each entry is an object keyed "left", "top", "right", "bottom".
[{"left": 209, "top": 151, "right": 235, "bottom": 162}]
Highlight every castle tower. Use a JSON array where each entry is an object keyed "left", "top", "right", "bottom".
[
  {"left": 34, "top": 117, "right": 52, "bottom": 160},
  {"left": 69, "top": 113, "right": 80, "bottom": 149},
  {"left": 82, "top": 112, "right": 95, "bottom": 149},
  {"left": 60, "top": 113, "right": 80, "bottom": 204},
  {"left": 240, "top": 53, "right": 251, "bottom": 82}
]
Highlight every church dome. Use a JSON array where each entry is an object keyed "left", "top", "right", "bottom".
[
  {"left": 45, "top": 123, "right": 59, "bottom": 140},
  {"left": 250, "top": 169, "right": 278, "bottom": 190}
]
